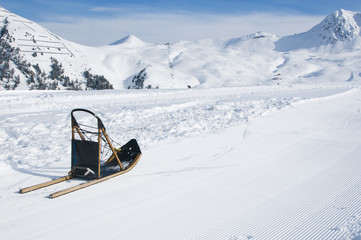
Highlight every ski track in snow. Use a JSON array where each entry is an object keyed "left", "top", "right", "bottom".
[{"left": 0, "top": 84, "right": 361, "bottom": 239}]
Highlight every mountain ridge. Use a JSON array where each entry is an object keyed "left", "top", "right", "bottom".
[{"left": 1, "top": 6, "right": 361, "bottom": 90}]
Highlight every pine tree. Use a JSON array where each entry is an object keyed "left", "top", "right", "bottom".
[
  {"left": 129, "top": 68, "right": 147, "bottom": 89},
  {"left": 49, "top": 57, "right": 64, "bottom": 80},
  {"left": 0, "top": 18, "right": 32, "bottom": 89},
  {"left": 83, "top": 70, "right": 113, "bottom": 90}
]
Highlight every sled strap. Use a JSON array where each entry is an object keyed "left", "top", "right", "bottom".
[{"left": 73, "top": 167, "right": 95, "bottom": 177}]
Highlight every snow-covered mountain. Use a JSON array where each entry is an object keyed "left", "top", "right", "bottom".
[
  {"left": 315, "top": 9, "right": 361, "bottom": 43},
  {"left": 1, "top": 6, "right": 361, "bottom": 90},
  {"left": 275, "top": 9, "right": 361, "bottom": 51},
  {"left": 110, "top": 34, "right": 149, "bottom": 47},
  {"left": 0, "top": 6, "right": 115, "bottom": 90}
]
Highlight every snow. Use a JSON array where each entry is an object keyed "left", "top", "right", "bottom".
[
  {"left": 1, "top": 83, "right": 361, "bottom": 239},
  {"left": 1, "top": 5, "right": 361, "bottom": 240}
]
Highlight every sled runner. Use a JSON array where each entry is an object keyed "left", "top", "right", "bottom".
[{"left": 19, "top": 108, "right": 142, "bottom": 198}]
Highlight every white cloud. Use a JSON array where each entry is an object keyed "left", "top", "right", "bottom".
[{"left": 40, "top": 12, "right": 323, "bottom": 46}]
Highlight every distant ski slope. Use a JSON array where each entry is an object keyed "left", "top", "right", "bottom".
[{"left": 0, "top": 84, "right": 360, "bottom": 239}]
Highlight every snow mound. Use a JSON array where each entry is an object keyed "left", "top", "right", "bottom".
[{"left": 275, "top": 9, "right": 361, "bottom": 51}]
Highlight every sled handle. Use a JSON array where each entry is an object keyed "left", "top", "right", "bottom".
[{"left": 71, "top": 108, "right": 105, "bottom": 129}]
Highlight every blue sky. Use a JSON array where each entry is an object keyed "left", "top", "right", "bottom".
[{"left": 1, "top": 0, "right": 360, "bottom": 46}]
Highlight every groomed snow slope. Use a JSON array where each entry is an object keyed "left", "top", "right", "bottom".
[{"left": 0, "top": 84, "right": 360, "bottom": 239}]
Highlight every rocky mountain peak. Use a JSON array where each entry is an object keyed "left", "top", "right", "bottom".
[{"left": 311, "top": 9, "right": 361, "bottom": 44}]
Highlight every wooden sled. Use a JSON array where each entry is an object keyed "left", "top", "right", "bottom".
[{"left": 19, "top": 108, "right": 142, "bottom": 198}]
